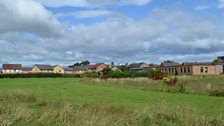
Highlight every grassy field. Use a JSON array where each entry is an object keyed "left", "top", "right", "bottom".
[{"left": 0, "top": 76, "right": 224, "bottom": 125}]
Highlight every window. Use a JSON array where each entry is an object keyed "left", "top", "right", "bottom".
[
  {"left": 184, "top": 67, "right": 186, "bottom": 73},
  {"left": 205, "top": 67, "right": 208, "bottom": 73},
  {"left": 180, "top": 68, "right": 183, "bottom": 73},
  {"left": 200, "top": 67, "right": 204, "bottom": 73},
  {"left": 187, "top": 67, "right": 190, "bottom": 73}
]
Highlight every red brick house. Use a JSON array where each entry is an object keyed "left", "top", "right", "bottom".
[{"left": 2, "top": 64, "right": 22, "bottom": 74}]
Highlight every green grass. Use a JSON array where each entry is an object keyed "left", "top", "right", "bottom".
[{"left": 0, "top": 77, "right": 223, "bottom": 116}]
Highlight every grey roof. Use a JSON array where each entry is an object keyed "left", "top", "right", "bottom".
[
  {"left": 182, "top": 62, "right": 213, "bottom": 66},
  {"left": 35, "top": 65, "right": 53, "bottom": 70},
  {"left": 129, "top": 67, "right": 144, "bottom": 70},
  {"left": 161, "top": 63, "right": 180, "bottom": 67},
  {"left": 128, "top": 62, "right": 147, "bottom": 68},
  {"left": 66, "top": 66, "right": 88, "bottom": 71}
]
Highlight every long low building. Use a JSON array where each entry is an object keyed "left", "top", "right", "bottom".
[
  {"left": 155, "top": 62, "right": 223, "bottom": 75},
  {"left": 1, "top": 64, "right": 65, "bottom": 74}
]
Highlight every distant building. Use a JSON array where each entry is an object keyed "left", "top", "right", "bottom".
[
  {"left": 86, "top": 63, "right": 107, "bottom": 72},
  {"left": 32, "top": 64, "right": 64, "bottom": 74},
  {"left": 22, "top": 67, "right": 33, "bottom": 74},
  {"left": 217, "top": 56, "right": 224, "bottom": 64},
  {"left": 128, "top": 62, "right": 149, "bottom": 72},
  {"left": 156, "top": 62, "right": 223, "bottom": 75},
  {"left": 65, "top": 66, "right": 88, "bottom": 74},
  {"left": 2, "top": 64, "right": 22, "bottom": 74}
]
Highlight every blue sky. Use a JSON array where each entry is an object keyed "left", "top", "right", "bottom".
[
  {"left": 46, "top": 0, "right": 223, "bottom": 25},
  {"left": 0, "top": 0, "right": 224, "bottom": 65}
]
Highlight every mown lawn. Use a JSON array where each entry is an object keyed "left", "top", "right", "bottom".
[{"left": 0, "top": 78, "right": 223, "bottom": 116}]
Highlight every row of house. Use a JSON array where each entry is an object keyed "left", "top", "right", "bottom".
[
  {"left": 0, "top": 64, "right": 65, "bottom": 74},
  {"left": 0, "top": 63, "right": 108, "bottom": 74},
  {"left": 1, "top": 56, "right": 224, "bottom": 75},
  {"left": 128, "top": 56, "right": 224, "bottom": 75}
]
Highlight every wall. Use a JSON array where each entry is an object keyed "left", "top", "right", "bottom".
[
  {"left": 192, "top": 65, "right": 216, "bottom": 75},
  {"left": 31, "top": 66, "right": 41, "bottom": 73},
  {"left": 53, "top": 65, "right": 65, "bottom": 74}
]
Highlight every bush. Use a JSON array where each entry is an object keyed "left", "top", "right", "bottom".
[
  {"left": 150, "top": 71, "right": 166, "bottom": 80},
  {"left": 209, "top": 90, "right": 224, "bottom": 97},
  {"left": 163, "top": 77, "right": 178, "bottom": 86},
  {"left": 178, "top": 80, "right": 187, "bottom": 93}
]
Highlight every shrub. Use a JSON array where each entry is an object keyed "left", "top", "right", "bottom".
[
  {"left": 150, "top": 71, "right": 166, "bottom": 80},
  {"left": 163, "top": 77, "right": 178, "bottom": 86},
  {"left": 209, "top": 90, "right": 224, "bottom": 97},
  {"left": 178, "top": 80, "right": 187, "bottom": 93},
  {"left": 100, "top": 74, "right": 109, "bottom": 80}
]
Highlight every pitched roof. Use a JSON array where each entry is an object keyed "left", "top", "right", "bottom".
[
  {"left": 21, "top": 67, "right": 33, "bottom": 71},
  {"left": 161, "top": 63, "right": 180, "bottom": 67},
  {"left": 66, "top": 66, "right": 88, "bottom": 71},
  {"left": 128, "top": 62, "right": 147, "bottom": 68},
  {"left": 182, "top": 62, "right": 213, "bottom": 66},
  {"left": 35, "top": 65, "right": 53, "bottom": 70},
  {"left": 2, "top": 64, "right": 22, "bottom": 70}
]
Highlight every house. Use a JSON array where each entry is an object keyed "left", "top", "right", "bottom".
[
  {"left": 53, "top": 65, "right": 65, "bottom": 74},
  {"left": 86, "top": 63, "right": 107, "bottom": 72},
  {"left": 217, "top": 56, "right": 224, "bottom": 72},
  {"left": 32, "top": 65, "right": 64, "bottom": 74},
  {"left": 2, "top": 64, "right": 22, "bottom": 74},
  {"left": 128, "top": 62, "right": 149, "bottom": 71},
  {"left": 143, "top": 65, "right": 160, "bottom": 71},
  {"left": 111, "top": 66, "right": 121, "bottom": 71},
  {"left": 157, "top": 62, "right": 223, "bottom": 75},
  {"left": 217, "top": 56, "right": 224, "bottom": 64},
  {"left": 32, "top": 65, "right": 53, "bottom": 73},
  {"left": 22, "top": 67, "right": 33, "bottom": 74},
  {"left": 65, "top": 66, "right": 88, "bottom": 74}
]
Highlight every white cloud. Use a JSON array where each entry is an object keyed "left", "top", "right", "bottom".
[
  {"left": 0, "top": 0, "right": 61, "bottom": 37},
  {"left": 57, "top": 10, "right": 114, "bottom": 18},
  {"left": 218, "top": 0, "right": 224, "bottom": 8},
  {"left": 37, "top": 0, "right": 151, "bottom": 7},
  {"left": 119, "top": 0, "right": 152, "bottom": 6},
  {"left": 195, "top": 5, "right": 209, "bottom": 11},
  {"left": 1, "top": 0, "right": 224, "bottom": 65}
]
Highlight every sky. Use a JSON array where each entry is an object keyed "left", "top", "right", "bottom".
[{"left": 0, "top": 0, "right": 224, "bottom": 66}]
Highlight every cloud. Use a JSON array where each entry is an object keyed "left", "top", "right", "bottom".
[
  {"left": 37, "top": 0, "right": 151, "bottom": 7},
  {"left": 0, "top": 0, "right": 61, "bottom": 37},
  {"left": 57, "top": 10, "right": 114, "bottom": 18},
  {"left": 218, "top": 0, "right": 224, "bottom": 8},
  {"left": 119, "top": 0, "right": 152, "bottom": 6},
  {"left": 1, "top": 0, "right": 224, "bottom": 65},
  {"left": 195, "top": 5, "right": 209, "bottom": 11}
]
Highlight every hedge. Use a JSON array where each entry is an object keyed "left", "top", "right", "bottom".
[{"left": 0, "top": 73, "right": 80, "bottom": 78}]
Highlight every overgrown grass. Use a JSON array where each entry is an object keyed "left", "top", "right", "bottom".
[
  {"left": 0, "top": 91, "right": 223, "bottom": 126},
  {"left": 0, "top": 77, "right": 224, "bottom": 125},
  {"left": 88, "top": 75, "right": 224, "bottom": 95}
]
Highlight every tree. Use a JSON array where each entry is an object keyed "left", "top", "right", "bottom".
[
  {"left": 111, "top": 62, "right": 114, "bottom": 66},
  {"left": 117, "top": 65, "right": 128, "bottom": 72},
  {"left": 69, "top": 60, "right": 90, "bottom": 68},
  {"left": 163, "top": 60, "right": 175, "bottom": 63},
  {"left": 80, "top": 60, "right": 90, "bottom": 66},
  {"left": 212, "top": 59, "right": 218, "bottom": 65}
]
